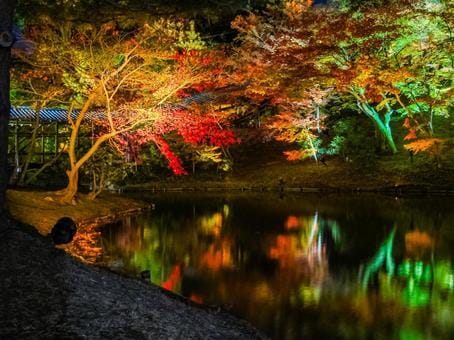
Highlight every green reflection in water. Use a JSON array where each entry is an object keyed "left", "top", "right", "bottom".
[
  {"left": 435, "top": 261, "right": 454, "bottom": 291},
  {"left": 129, "top": 222, "right": 167, "bottom": 284},
  {"left": 362, "top": 228, "right": 396, "bottom": 288},
  {"left": 399, "top": 328, "right": 425, "bottom": 340},
  {"left": 298, "top": 285, "right": 321, "bottom": 307},
  {"left": 97, "top": 194, "right": 454, "bottom": 339},
  {"left": 402, "top": 279, "right": 430, "bottom": 307}
]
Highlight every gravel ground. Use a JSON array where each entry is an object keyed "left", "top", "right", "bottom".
[{"left": 0, "top": 218, "right": 266, "bottom": 339}]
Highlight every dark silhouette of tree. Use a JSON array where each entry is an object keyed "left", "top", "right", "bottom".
[
  {"left": 16, "top": 0, "right": 268, "bottom": 40},
  {"left": 0, "top": 0, "right": 17, "bottom": 220}
]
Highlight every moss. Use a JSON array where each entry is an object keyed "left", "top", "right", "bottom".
[{"left": 125, "top": 155, "right": 454, "bottom": 192}]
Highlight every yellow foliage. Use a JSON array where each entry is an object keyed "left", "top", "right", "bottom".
[
  {"left": 284, "top": 0, "right": 313, "bottom": 20},
  {"left": 404, "top": 138, "right": 444, "bottom": 154}
]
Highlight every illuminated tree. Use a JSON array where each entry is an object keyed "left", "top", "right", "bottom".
[
  {"left": 232, "top": 0, "right": 453, "bottom": 156},
  {"left": 331, "top": 0, "right": 453, "bottom": 154},
  {"left": 231, "top": 1, "right": 335, "bottom": 159},
  {"left": 13, "top": 20, "right": 236, "bottom": 203},
  {"left": 393, "top": 0, "right": 454, "bottom": 162}
]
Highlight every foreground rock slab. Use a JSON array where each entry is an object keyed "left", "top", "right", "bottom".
[{"left": 0, "top": 219, "right": 266, "bottom": 339}]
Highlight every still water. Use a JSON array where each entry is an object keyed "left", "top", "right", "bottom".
[{"left": 89, "top": 193, "right": 454, "bottom": 339}]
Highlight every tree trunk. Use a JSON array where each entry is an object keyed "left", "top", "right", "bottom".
[
  {"left": 358, "top": 101, "right": 397, "bottom": 154},
  {"left": 315, "top": 105, "right": 320, "bottom": 133},
  {"left": 88, "top": 169, "right": 105, "bottom": 200},
  {"left": 60, "top": 130, "right": 114, "bottom": 204},
  {"left": 61, "top": 168, "right": 79, "bottom": 204},
  {"left": 0, "top": 0, "right": 17, "bottom": 221}
]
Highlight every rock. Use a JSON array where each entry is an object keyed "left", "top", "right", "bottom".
[
  {"left": 51, "top": 217, "right": 77, "bottom": 245},
  {"left": 140, "top": 270, "right": 151, "bottom": 282}
]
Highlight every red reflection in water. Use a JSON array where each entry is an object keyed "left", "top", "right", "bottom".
[
  {"left": 200, "top": 239, "right": 233, "bottom": 271},
  {"left": 269, "top": 230, "right": 328, "bottom": 286},
  {"left": 190, "top": 294, "right": 204, "bottom": 304},
  {"left": 270, "top": 235, "right": 300, "bottom": 268},
  {"left": 286, "top": 215, "right": 300, "bottom": 230},
  {"left": 162, "top": 264, "right": 183, "bottom": 291}
]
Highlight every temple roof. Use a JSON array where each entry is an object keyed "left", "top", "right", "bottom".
[{"left": 10, "top": 106, "right": 78, "bottom": 122}]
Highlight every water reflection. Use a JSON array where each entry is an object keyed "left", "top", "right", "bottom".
[{"left": 75, "top": 193, "right": 454, "bottom": 339}]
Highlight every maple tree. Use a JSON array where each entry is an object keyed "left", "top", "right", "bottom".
[
  {"left": 231, "top": 0, "right": 453, "bottom": 157},
  {"left": 107, "top": 105, "right": 237, "bottom": 176},
  {"left": 13, "top": 19, "right": 236, "bottom": 203},
  {"left": 393, "top": 0, "right": 453, "bottom": 162},
  {"left": 230, "top": 1, "right": 337, "bottom": 160},
  {"left": 330, "top": 0, "right": 453, "bottom": 154}
]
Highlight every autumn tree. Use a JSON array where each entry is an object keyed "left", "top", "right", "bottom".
[
  {"left": 13, "top": 19, "right": 236, "bottom": 203},
  {"left": 230, "top": 1, "right": 347, "bottom": 159},
  {"left": 327, "top": 0, "right": 453, "bottom": 154},
  {"left": 393, "top": 0, "right": 454, "bottom": 161},
  {"left": 231, "top": 0, "right": 453, "bottom": 156}
]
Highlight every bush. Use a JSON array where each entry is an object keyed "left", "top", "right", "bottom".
[{"left": 331, "top": 116, "right": 378, "bottom": 167}]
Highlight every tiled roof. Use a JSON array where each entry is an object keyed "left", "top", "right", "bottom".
[
  {"left": 10, "top": 85, "right": 245, "bottom": 123},
  {"left": 10, "top": 106, "right": 78, "bottom": 122},
  {"left": 10, "top": 106, "right": 105, "bottom": 122}
]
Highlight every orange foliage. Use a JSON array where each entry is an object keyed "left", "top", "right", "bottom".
[
  {"left": 284, "top": 150, "right": 307, "bottom": 161},
  {"left": 405, "top": 230, "right": 432, "bottom": 256},
  {"left": 231, "top": 14, "right": 259, "bottom": 34},
  {"left": 284, "top": 0, "right": 313, "bottom": 20},
  {"left": 404, "top": 129, "right": 417, "bottom": 141},
  {"left": 404, "top": 138, "right": 443, "bottom": 154},
  {"left": 402, "top": 118, "right": 412, "bottom": 129}
]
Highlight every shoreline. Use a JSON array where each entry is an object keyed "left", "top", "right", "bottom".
[
  {"left": 2, "top": 190, "right": 267, "bottom": 338},
  {"left": 122, "top": 156, "right": 454, "bottom": 196},
  {"left": 0, "top": 219, "right": 266, "bottom": 339},
  {"left": 6, "top": 189, "right": 151, "bottom": 235},
  {"left": 123, "top": 184, "right": 454, "bottom": 195}
]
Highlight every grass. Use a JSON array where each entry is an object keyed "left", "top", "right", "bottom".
[
  {"left": 126, "top": 147, "right": 454, "bottom": 192},
  {"left": 6, "top": 190, "right": 149, "bottom": 235}
]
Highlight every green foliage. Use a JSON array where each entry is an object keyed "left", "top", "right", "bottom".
[
  {"left": 326, "top": 135, "right": 345, "bottom": 156},
  {"left": 82, "top": 146, "right": 136, "bottom": 191},
  {"left": 195, "top": 146, "right": 232, "bottom": 172},
  {"left": 332, "top": 116, "right": 378, "bottom": 165},
  {"left": 176, "top": 21, "right": 206, "bottom": 51}
]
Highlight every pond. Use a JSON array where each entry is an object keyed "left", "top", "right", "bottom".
[{"left": 85, "top": 193, "right": 454, "bottom": 339}]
